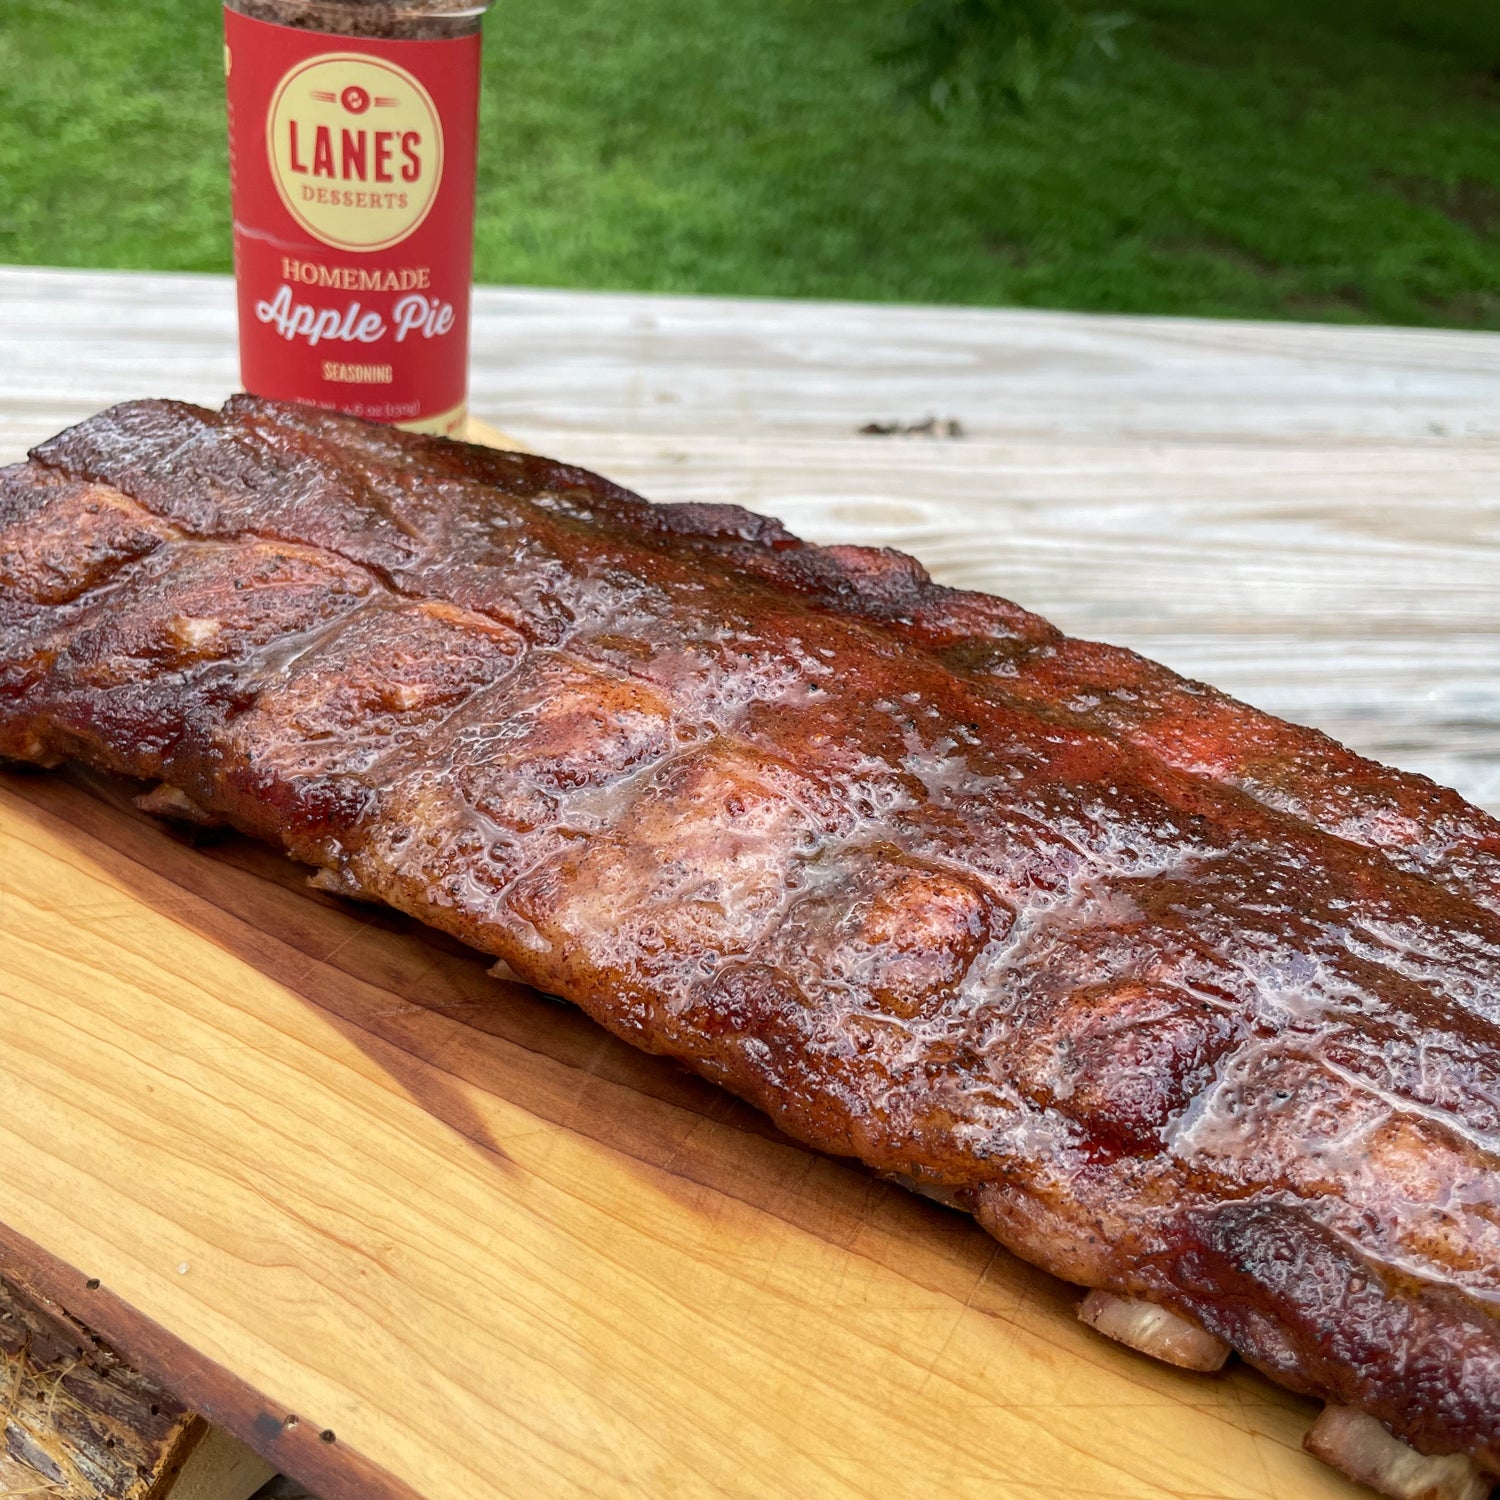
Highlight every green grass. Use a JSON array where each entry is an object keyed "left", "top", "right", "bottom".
[{"left": 2, "top": 0, "right": 1499, "bottom": 325}]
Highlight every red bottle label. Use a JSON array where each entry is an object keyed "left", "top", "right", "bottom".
[{"left": 224, "top": 8, "right": 480, "bottom": 434}]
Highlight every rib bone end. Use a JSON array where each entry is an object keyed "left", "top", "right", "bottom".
[
  {"left": 135, "top": 784, "right": 218, "bottom": 826},
  {"left": 1077, "top": 1290, "right": 1230, "bottom": 1371},
  {"left": 1304, "top": 1405, "right": 1491, "bottom": 1500},
  {"left": 308, "top": 865, "right": 365, "bottom": 899}
]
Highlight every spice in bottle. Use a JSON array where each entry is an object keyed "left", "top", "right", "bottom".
[{"left": 224, "top": 0, "right": 494, "bottom": 435}]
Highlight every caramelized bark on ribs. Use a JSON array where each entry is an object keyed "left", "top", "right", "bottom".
[{"left": 4, "top": 398, "right": 1500, "bottom": 1472}]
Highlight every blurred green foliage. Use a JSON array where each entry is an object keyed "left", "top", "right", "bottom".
[
  {"left": 0, "top": 0, "right": 1497, "bottom": 326},
  {"left": 879, "top": 0, "right": 1130, "bottom": 116}
]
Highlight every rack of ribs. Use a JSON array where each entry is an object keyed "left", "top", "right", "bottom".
[{"left": 3, "top": 397, "right": 1498, "bottom": 1498}]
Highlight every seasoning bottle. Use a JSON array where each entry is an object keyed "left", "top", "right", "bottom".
[{"left": 224, "top": 0, "right": 494, "bottom": 435}]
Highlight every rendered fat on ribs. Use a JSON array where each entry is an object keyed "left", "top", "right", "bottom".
[{"left": 3, "top": 398, "right": 1500, "bottom": 1493}]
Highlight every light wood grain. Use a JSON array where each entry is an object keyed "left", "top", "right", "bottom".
[
  {"left": 0, "top": 266, "right": 1496, "bottom": 1499},
  {"left": 164, "top": 1426, "right": 275, "bottom": 1500}
]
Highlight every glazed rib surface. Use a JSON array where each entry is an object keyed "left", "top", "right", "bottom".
[{"left": 4, "top": 397, "right": 1500, "bottom": 1467}]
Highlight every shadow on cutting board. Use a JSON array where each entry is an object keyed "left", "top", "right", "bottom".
[
  {"left": 0, "top": 762, "right": 1339, "bottom": 1499},
  {"left": 2, "top": 765, "right": 1022, "bottom": 1302}
]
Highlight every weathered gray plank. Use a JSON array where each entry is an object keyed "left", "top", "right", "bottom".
[{"left": 4, "top": 266, "right": 1499, "bottom": 446}]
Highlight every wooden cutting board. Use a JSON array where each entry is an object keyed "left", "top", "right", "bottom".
[
  {"left": 0, "top": 421, "right": 1359, "bottom": 1500},
  {"left": 0, "top": 767, "right": 1360, "bottom": 1500}
]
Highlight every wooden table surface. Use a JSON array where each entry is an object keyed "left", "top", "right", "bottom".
[{"left": 0, "top": 264, "right": 1497, "bottom": 1500}]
